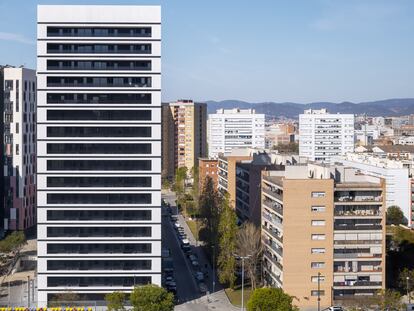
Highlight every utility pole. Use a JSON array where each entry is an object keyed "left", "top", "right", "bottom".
[
  {"left": 407, "top": 276, "right": 411, "bottom": 305},
  {"left": 234, "top": 254, "right": 252, "bottom": 311},
  {"left": 317, "top": 272, "right": 321, "bottom": 311},
  {"left": 27, "top": 276, "right": 30, "bottom": 308}
]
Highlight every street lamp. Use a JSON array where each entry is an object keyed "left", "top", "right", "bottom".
[
  {"left": 234, "top": 253, "right": 252, "bottom": 311},
  {"left": 317, "top": 272, "right": 321, "bottom": 311},
  {"left": 211, "top": 245, "right": 216, "bottom": 294},
  {"left": 407, "top": 276, "right": 411, "bottom": 305}
]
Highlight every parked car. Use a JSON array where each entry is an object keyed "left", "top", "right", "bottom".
[
  {"left": 326, "top": 307, "right": 344, "bottom": 311},
  {"left": 182, "top": 244, "right": 191, "bottom": 252},
  {"left": 188, "top": 254, "right": 198, "bottom": 262},
  {"left": 194, "top": 271, "right": 204, "bottom": 282},
  {"left": 198, "top": 282, "right": 208, "bottom": 294},
  {"left": 174, "top": 222, "right": 181, "bottom": 229},
  {"left": 191, "top": 260, "right": 199, "bottom": 268}
]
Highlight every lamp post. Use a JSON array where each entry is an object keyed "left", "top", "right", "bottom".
[
  {"left": 317, "top": 272, "right": 321, "bottom": 311},
  {"left": 234, "top": 254, "right": 252, "bottom": 311},
  {"left": 212, "top": 245, "right": 216, "bottom": 294},
  {"left": 407, "top": 276, "right": 411, "bottom": 305}
]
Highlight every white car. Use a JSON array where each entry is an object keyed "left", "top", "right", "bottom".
[{"left": 327, "top": 307, "right": 344, "bottom": 311}]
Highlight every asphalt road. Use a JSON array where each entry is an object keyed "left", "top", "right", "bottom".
[{"left": 162, "top": 192, "right": 201, "bottom": 303}]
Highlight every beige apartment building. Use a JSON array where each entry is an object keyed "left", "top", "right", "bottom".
[
  {"left": 261, "top": 163, "right": 386, "bottom": 310},
  {"left": 162, "top": 100, "right": 207, "bottom": 179}
]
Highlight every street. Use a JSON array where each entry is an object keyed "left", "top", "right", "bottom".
[{"left": 162, "top": 191, "right": 238, "bottom": 311}]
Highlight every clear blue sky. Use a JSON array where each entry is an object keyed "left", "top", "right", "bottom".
[{"left": 1, "top": 0, "right": 413, "bottom": 103}]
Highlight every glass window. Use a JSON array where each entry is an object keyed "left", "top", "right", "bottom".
[
  {"left": 47, "top": 126, "right": 152, "bottom": 138},
  {"left": 312, "top": 192, "right": 325, "bottom": 198},
  {"left": 311, "top": 276, "right": 325, "bottom": 283},
  {"left": 311, "top": 290, "right": 325, "bottom": 296},
  {"left": 311, "top": 248, "right": 325, "bottom": 254},
  {"left": 311, "top": 206, "right": 325, "bottom": 212},
  {"left": 312, "top": 234, "right": 326, "bottom": 240},
  {"left": 312, "top": 220, "right": 326, "bottom": 226},
  {"left": 311, "top": 262, "right": 325, "bottom": 269}
]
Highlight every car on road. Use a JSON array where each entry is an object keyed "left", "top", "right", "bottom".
[
  {"left": 174, "top": 222, "right": 181, "bottom": 229},
  {"left": 194, "top": 271, "right": 204, "bottom": 282},
  {"left": 198, "top": 282, "right": 208, "bottom": 294},
  {"left": 170, "top": 214, "right": 177, "bottom": 221},
  {"left": 188, "top": 254, "right": 198, "bottom": 262},
  {"left": 326, "top": 307, "right": 344, "bottom": 311},
  {"left": 178, "top": 232, "right": 187, "bottom": 240},
  {"left": 191, "top": 260, "right": 199, "bottom": 268},
  {"left": 182, "top": 244, "right": 191, "bottom": 252}
]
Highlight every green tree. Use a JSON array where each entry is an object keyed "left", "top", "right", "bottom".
[
  {"left": 199, "top": 176, "right": 222, "bottom": 250},
  {"left": 217, "top": 194, "right": 237, "bottom": 288},
  {"left": 398, "top": 268, "right": 414, "bottom": 297},
  {"left": 374, "top": 289, "right": 405, "bottom": 311},
  {"left": 105, "top": 292, "right": 127, "bottom": 311},
  {"left": 236, "top": 222, "right": 263, "bottom": 289},
  {"left": 387, "top": 206, "right": 407, "bottom": 225},
  {"left": 0, "top": 231, "right": 26, "bottom": 253},
  {"left": 247, "top": 287, "right": 298, "bottom": 311},
  {"left": 130, "top": 284, "right": 174, "bottom": 311}
]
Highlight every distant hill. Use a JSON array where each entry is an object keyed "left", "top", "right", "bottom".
[{"left": 205, "top": 98, "right": 414, "bottom": 119}]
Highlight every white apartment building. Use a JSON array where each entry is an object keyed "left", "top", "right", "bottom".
[
  {"left": 334, "top": 153, "right": 412, "bottom": 226},
  {"left": 299, "top": 109, "right": 354, "bottom": 163},
  {"left": 1, "top": 66, "right": 37, "bottom": 234},
  {"left": 208, "top": 108, "right": 265, "bottom": 158},
  {"left": 37, "top": 5, "right": 161, "bottom": 303}
]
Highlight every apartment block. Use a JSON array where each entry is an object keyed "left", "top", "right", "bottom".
[
  {"left": 217, "top": 148, "right": 254, "bottom": 208},
  {"left": 37, "top": 5, "right": 161, "bottom": 302},
  {"left": 1, "top": 66, "right": 37, "bottom": 235},
  {"left": 299, "top": 109, "right": 354, "bottom": 163},
  {"left": 335, "top": 153, "right": 411, "bottom": 226},
  {"left": 208, "top": 108, "right": 265, "bottom": 158},
  {"left": 235, "top": 153, "right": 280, "bottom": 225},
  {"left": 261, "top": 163, "right": 385, "bottom": 310},
  {"left": 162, "top": 100, "right": 207, "bottom": 180},
  {"left": 198, "top": 158, "right": 218, "bottom": 191}
]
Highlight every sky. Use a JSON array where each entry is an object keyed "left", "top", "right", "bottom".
[{"left": 0, "top": 0, "right": 413, "bottom": 103}]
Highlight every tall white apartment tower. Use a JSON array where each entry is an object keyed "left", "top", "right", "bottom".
[
  {"left": 208, "top": 108, "right": 265, "bottom": 158},
  {"left": 37, "top": 5, "right": 161, "bottom": 302},
  {"left": 299, "top": 109, "right": 354, "bottom": 163}
]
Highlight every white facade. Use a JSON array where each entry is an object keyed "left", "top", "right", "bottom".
[
  {"left": 208, "top": 108, "right": 265, "bottom": 158},
  {"left": 334, "top": 153, "right": 411, "bottom": 226},
  {"left": 299, "top": 109, "right": 354, "bottom": 163},
  {"left": 2, "top": 67, "right": 37, "bottom": 232},
  {"left": 37, "top": 5, "right": 161, "bottom": 303}
]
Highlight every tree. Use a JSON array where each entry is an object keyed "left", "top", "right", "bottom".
[
  {"left": 105, "top": 291, "right": 127, "bottom": 311},
  {"left": 236, "top": 222, "right": 263, "bottom": 289},
  {"left": 247, "top": 287, "right": 298, "bottom": 311},
  {"left": 217, "top": 194, "right": 238, "bottom": 288},
  {"left": 398, "top": 268, "right": 414, "bottom": 297},
  {"left": 374, "top": 289, "right": 405, "bottom": 311},
  {"left": 174, "top": 167, "right": 188, "bottom": 199},
  {"left": 0, "top": 231, "right": 26, "bottom": 253},
  {"left": 387, "top": 206, "right": 407, "bottom": 226},
  {"left": 130, "top": 284, "right": 174, "bottom": 311},
  {"left": 199, "top": 176, "right": 222, "bottom": 250}
]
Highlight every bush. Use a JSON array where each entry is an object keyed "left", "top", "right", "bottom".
[{"left": 130, "top": 284, "right": 174, "bottom": 311}]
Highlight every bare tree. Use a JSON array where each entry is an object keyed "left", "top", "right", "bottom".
[{"left": 236, "top": 222, "right": 263, "bottom": 289}]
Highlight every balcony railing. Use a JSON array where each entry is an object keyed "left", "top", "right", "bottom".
[
  {"left": 335, "top": 196, "right": 382, "bottom": 203},
  {"left": 333, "top": 281, "right": 382, "bottom": 287},
  {"left": 334, "top": 209, "right": 382, "bottom": 217},
  {"left": 334, "top": 267, "right": 382, "bottom": 273},
  {"left": 263, "top": 265, "right": 283, "bottom": 285},
  {"left": 262, "top": 225, "right": 283, "bottom": 243},
  {"left": 263, "top": 200, "right": 283, "bottom": 216},
  {"left": 264, "top": 251, "right": 283, "bottom": 271},
  {"left": 334, "top": 240, "right": 382, "bottom": 245},
  {"left": 334, "top": 224, "right": 382, "bottom": 231},
  {"left": 264, "top": 239, "right": 283, "bottom": 256},
  {"left": 333, "top": 253, "right": 382, "bottom": 259},
  {"left": 263, "top": 187, "right": 283, "bottom": 201}
]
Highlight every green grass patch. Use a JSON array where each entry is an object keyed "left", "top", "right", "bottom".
[
  {"left": 225, "top": 285, "right": 252, "bottom": 307},
  {"left": 186, "top": 219, "right": 200, "bottom": 240}
]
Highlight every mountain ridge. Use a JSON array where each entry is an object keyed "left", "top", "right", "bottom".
[{"left": 205, "top": 98, "right": 414, "bottom": 118}]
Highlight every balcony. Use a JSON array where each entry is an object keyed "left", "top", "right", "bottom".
[
  {"left": 262, "top": 225, "right": 283, "bottom": 243},
  {"left": 333, "top": 281, "right": 382, "bottom": 287},
  {"left": 264, "top": 250, "right": 283, "bottom": 271},
  {"left": 263, "top": 265, "right": 283, "bottom": 285},
  {"left": 263, "top": 199, "right": 283, "bottom": 216},
  {"left": 333, "top": 253, "right": 382, "bottom": 259},
  {"left": 334, "top": 224, "right": 382, "bottom": 231},
  {"left": 334, "top": 206, "right": 382, "bottom": 217},
  {"left": 264, "top": 239, "right": 283, "bottom": 257},
  {"left": 334, "top": 240, "right": 382, "bottom": 245},
  {"left": 263, "top": 187, "right": 283, "bottom": 202}
]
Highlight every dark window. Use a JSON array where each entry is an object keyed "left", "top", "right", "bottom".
[
  {"left": 47, "top": 126, "right": 152, "bottom": 138},
  {"left": 47, "top": 276, "right": 151, "bottom": 287},
  {"left": 47, "top": 160, "right": 152, "bottom": 171},
  {"left": 47, "top": 209, "right": 151, "bottom": 221},
  {"left": 47, "top": 43, "right": 151, "bottom": 54},
  {"left": 47, "top": 226, "right": 152, "bottom": 237},
  {"left": 47, "top": 110, "right": 151, "bottom": 121},
  {"left": 46, "top": 93, "right": 151, "bottom": 104},
  {"left": 47, "top": 76, "right": 152, "bottom": 88},
  {"left": 47, "top": 143, "right": 151, "bottom": 154},
  {"left": 47, "top": 193, "right": 151, "bottom": 204},
  {"left": 47, "top": 27, "right": 151, "bottom": 37},
  {"left": 47, "top": 176, "right": 151, "bottom": 188},
  {"left": 47, "top": 243, "right": 152, "bottom": 254},
  {"left": 47, "top": 60, "right": 152, "bottom": 71},
  {"left": 47, "top": 259, "right": 152, "bottom": 270}
]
